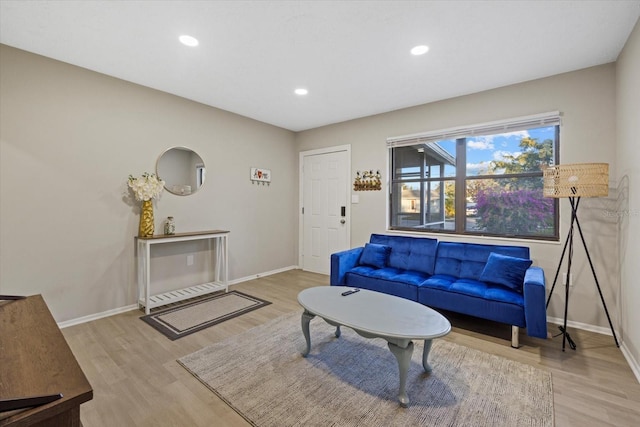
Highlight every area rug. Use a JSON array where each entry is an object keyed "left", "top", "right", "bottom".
[
  {"left": 178, "top": 312, "right": 554, "bottom": 426},
  {"left": 140, "top": 291, "right": 270, "bottom": 340}
]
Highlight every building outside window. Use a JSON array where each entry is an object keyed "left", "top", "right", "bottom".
[{"left": 388, "top": 113, "right": 560, "bottom": 240}]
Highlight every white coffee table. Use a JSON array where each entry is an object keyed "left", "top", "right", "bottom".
[{"left": 297, "top": 286, "right": 451, "bottom": 407}]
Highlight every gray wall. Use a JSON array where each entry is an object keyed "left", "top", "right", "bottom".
[
  {"left": 616, "top": 19, "right": 640, "bottom": 377},
  {"left": 296, "top": 64, "right": 621, "bottom": 339},
  {"left": 0, "top": 44, "right": 298, "bottom": 322}
]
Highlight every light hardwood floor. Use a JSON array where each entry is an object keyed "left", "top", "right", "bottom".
[{"left": 61, "top": 270, "right": 640, "bottom": 426}]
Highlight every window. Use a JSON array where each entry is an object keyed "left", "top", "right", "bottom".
[{"left": 388, "top": 113, "right": 560, "bottom": 240}]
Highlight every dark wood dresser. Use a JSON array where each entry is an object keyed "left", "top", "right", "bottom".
[{"left": 1, "top": 295, "right": 93, "bottom": 426}]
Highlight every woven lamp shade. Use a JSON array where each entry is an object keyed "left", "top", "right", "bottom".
[{"left": 543, "top": 163, "right": 609, "bottom": 198}]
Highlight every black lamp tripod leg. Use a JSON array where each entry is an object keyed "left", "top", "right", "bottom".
[
  {"left": 561, "top": 203, "right": 576, "bottom": 352},
  {"left": 549, "top": 197, "right": 580, "bottom": 351},
  {"left": 546, "top": 223, "right": 572, "bottom": 309},
  {"left": 548, "top": 230, "right": 577, "bottom": 349},
  {"left": 550, "top": 196, "right": 619, "bottom": 350},
  {"left": 572, "top": 210, "right": 620, "bottom": 348}
]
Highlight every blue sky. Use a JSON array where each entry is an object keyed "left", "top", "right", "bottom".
[{"left": 436, "top": 126, "right": 556, "bottom": 176}]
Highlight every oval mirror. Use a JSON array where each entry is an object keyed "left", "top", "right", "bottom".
[{"left": 156, "top": 147, "right": 205, "bottom": 196}]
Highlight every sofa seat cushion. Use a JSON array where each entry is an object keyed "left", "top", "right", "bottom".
[
  {"left": 422, "top": 275, "right": 524, "bottom": 306},
  {"left": 418, "top": 285, "right": 527, "bottom": 329},
  {"left": 345, "top": 266, "right": 431, "bottom": 301},
  {"left": 348, "top": 266, "right": 430, "bottom": 285}
]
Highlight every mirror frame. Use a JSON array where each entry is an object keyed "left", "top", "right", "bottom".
[{"left": 156, "top": 146, "right": 206, "bottom": 196}]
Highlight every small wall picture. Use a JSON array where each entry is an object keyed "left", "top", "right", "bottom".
[{"left": 251, "top": 167, "right": 271, "bottom": 183}]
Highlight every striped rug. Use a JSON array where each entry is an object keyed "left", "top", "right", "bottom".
[{"left": 140, "top": 291, "right": 270, "bottom": 340}]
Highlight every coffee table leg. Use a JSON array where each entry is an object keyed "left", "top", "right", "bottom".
[
  {"left": 422, "top": 339, "right": 434, "bottom": 373},
  {"left": 388, "top": 340, "right": 414, "bottom": 407},
  {"left": 301, "top": 310, "right": 315, "bottom": 357}
]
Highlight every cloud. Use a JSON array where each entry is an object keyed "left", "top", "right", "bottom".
[
  {"left": 467, "top": 139, "right": 494, "bottom": 150},
  {"left": 466, "top": 162, "right": 491, "bottom": 174},
  {"left": 493, "top": 150, "right": 522, "bottom": 161},
  {"left": 468, "top": 130, "right": 530, "bottom": 149},
  {"left": 503, "top": 130, "right": 530, "bottom": 140}
]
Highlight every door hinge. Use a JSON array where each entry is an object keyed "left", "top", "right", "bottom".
[{"left": 302, "top": 207, "right": 304, "bottom": 214}]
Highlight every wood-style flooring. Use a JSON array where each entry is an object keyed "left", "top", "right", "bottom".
[{"left": 61, "top": 269, "right": 640, "bottom": 426}]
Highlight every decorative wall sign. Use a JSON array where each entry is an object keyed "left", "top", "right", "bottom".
[
  {"left": 251, "top": 167, "right": 271, "bottom": 185},
  {"left": 354, "top": 170, "right": 381, "bottom": 191}
]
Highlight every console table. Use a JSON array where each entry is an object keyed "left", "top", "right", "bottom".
[
  {"left": 136, "top": 230, "right": 229, "bottom": 314},
  {"left": 0, "top": 295, "right": 93, "bottom": 426}
]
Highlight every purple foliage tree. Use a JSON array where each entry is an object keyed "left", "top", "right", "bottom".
[{"left": 476, "top": 188, "right": 554, "bottom": 235}]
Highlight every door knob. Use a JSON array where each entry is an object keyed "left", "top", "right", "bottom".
[{"left": 340, "top": 219, "right": 346, "bottom": 224}]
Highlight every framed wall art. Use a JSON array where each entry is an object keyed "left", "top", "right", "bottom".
[{"left": 251, "top": 167, "right": 271, "bottom": 184}]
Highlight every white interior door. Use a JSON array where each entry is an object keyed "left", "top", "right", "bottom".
[{"left": 300, "top": 146, "right": 350, "bottom": 275}]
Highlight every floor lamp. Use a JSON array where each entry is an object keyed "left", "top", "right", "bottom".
[{"left": 543, "top": 163, "right": 619, "bottom": 351}]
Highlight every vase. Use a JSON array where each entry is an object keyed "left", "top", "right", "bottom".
[{"left": 139, "top": 200, "right": 154, "bottom": 237}]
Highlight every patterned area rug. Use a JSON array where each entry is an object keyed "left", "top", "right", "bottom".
[
  {"left": 140, "top": 291, "right": 270, "bottom": 340},
  {"left": 178, "top": 312, "right": 554, "bottom": 426}
]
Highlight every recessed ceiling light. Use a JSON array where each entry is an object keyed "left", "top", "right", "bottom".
[
  {"left": 295, "top": 88, "right": 308, "bottom": 96},
  {"left": 411, "top": 45, "right": 429, "bottom": 55},
  {"left": 179, "top": 35, "right": 199, "bottom": 47}
]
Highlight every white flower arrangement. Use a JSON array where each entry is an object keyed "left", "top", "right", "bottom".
[{"left": 128, "top": 172, "right": 165, "bottom": 201}]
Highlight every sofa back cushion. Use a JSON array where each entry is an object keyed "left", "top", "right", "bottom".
[
  {"left": 434, "top": 242, "right": 530, "bottom": 281},
  {"left": 369, "top": 234, "right": 438, "bottom": 275}
]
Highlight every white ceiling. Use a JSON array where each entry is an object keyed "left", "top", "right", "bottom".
[{"left": 1, "top": 1, "right": 639, "bottom": 132}]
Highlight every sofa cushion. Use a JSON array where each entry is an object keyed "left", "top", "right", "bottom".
[
  {"left": 370, "top": 234, "right": 438, "bottom": 275},
  {"left": 479, "top": 252, "right": 532, "bottom": 292},
  {"left": 348, "top": 266, "right": 430, "bottom": 285},
  {"left": 434, "top": 242, "right": 530, "bottom": 281},
  {"left": 418, "top": 282, "right": 526, "bottom": 328},
  {"left": 345, "top": 266, "right": 428, "bottom": 301},
  {"left": 421, "top": 275, "right": 525, "bottom": 306},
  {"left": 359, "top": 243, "right": 391, "bottom": 268}
]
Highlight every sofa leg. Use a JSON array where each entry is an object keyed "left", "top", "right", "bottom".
[{"left": 511, "top": 326, "right": 519, "bottom": 348}]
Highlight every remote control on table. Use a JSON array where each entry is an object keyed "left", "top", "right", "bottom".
[{"left": 341, "top": 288, "right": 360, "bottom": 296}]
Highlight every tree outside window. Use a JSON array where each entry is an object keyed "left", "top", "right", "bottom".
[{"left": 389, "top": 122, "right": 559, "bottom": 240}]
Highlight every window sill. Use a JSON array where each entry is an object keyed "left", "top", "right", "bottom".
[{"left": 385, "top": 228, "right": 561, "bottom": 245}]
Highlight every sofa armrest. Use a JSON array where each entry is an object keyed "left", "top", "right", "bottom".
[
  {"left": 330, "top": 247, "right": 364, "bottom": 286},
  {"left": 523, "top": 266, "right": 548, "bottom": 338}
]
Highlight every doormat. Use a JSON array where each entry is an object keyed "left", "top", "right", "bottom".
[{"left": 140, "top": 291, "right": 271, "bottom": 340}]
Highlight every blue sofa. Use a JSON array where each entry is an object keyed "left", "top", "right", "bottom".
[{"left": 330, "top": 234, "right": 547, "bottom": 347}]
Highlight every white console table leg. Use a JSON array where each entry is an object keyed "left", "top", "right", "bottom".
[
  {"left": 223, "top": 234, "right": 228, "bottom": 291},
  {"left": 136, "top": 239, "right": 142, "bottom": 310},
  {"left": 145, "top": 241, "right": 152, "bottom": 314}
]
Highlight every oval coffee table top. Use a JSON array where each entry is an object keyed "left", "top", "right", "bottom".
[{"left": 298, "top": 286, "right": 451, "bottom": 340}]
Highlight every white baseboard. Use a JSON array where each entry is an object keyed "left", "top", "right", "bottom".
[
  {"left": 620, "top": 343, "right": 640, "bottom": 384},
  {"left": 228, "top": 265, "right": 299, "bottom": 285},
  {"left": 547, "top": 316, "right": 640, "bottom": 384},
  {"left": 58, "top": 304, "right": 138, "bottom": 329},
  {"left": 546, "top": 315, "right": 616, "bottom": 336},
  {"left": 58, "top": 265, "right": 300, "bottom": 329}
]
